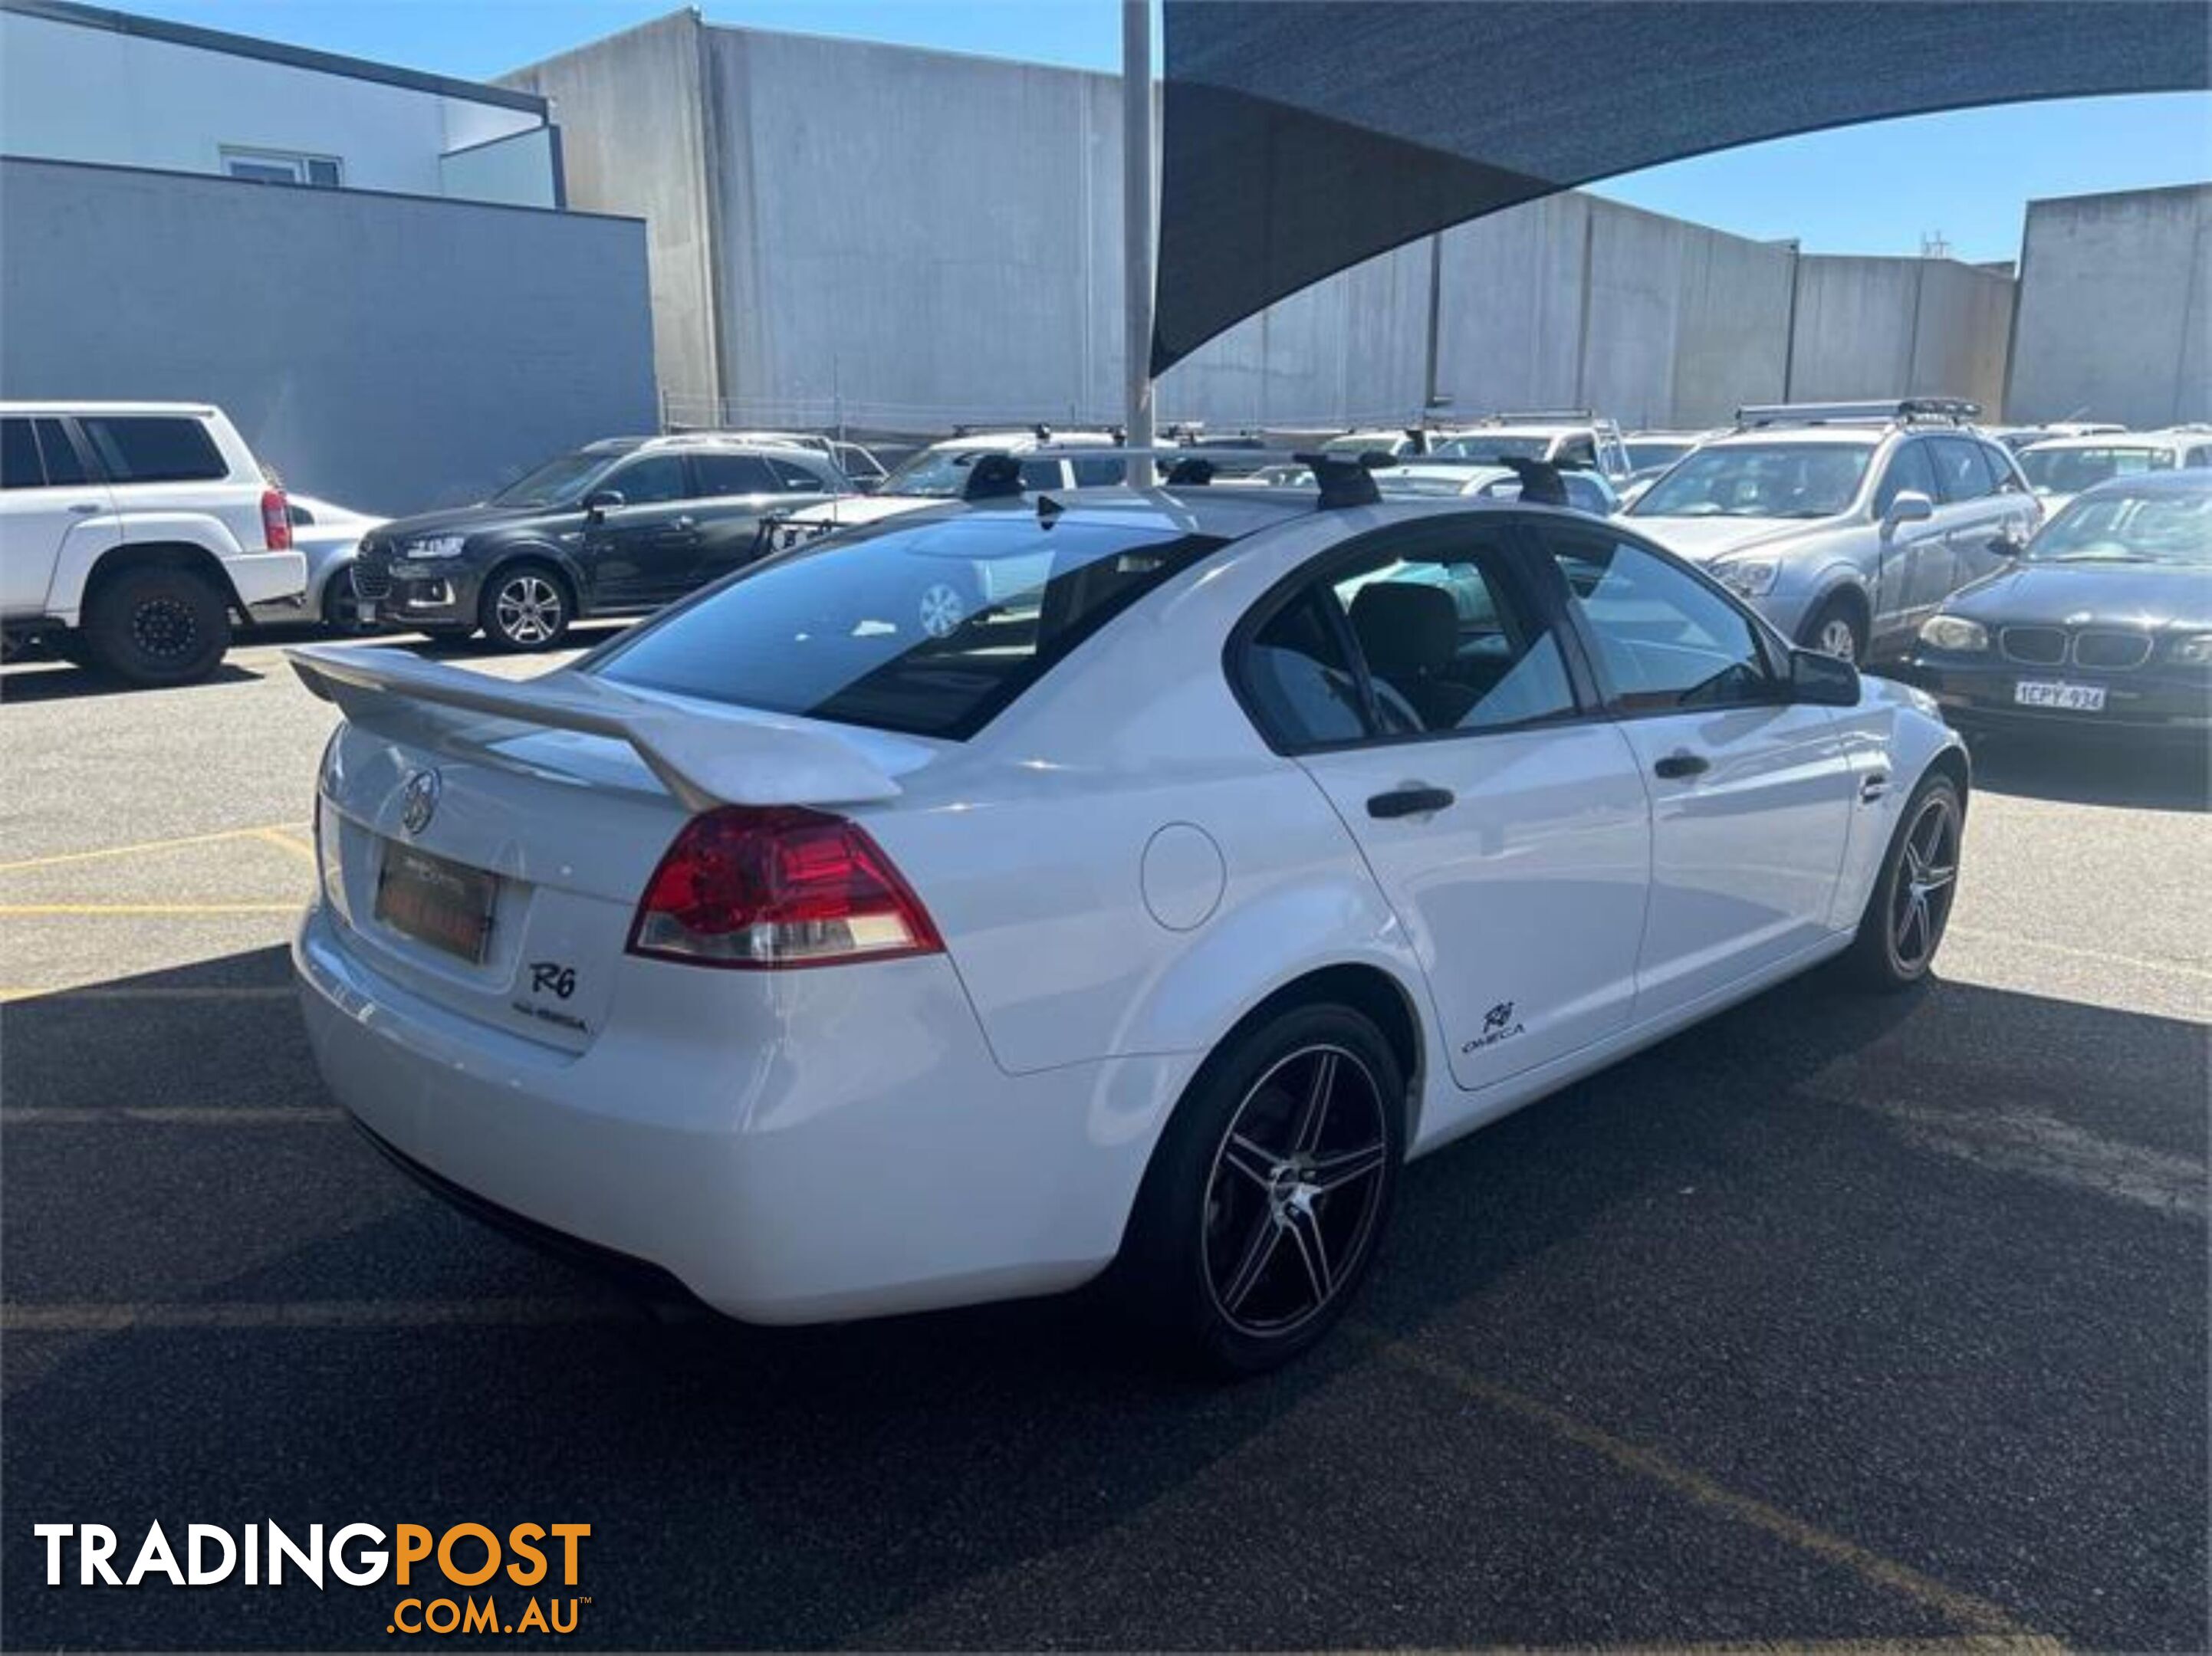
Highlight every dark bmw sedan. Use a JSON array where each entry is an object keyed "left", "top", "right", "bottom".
[
  {"left": 353, "top": 436, "right": 846, "bottom": 651},
  {"left": 1908, "top": 469, "right": 2212, "bottom": 738}
]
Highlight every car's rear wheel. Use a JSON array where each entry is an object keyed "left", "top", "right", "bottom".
[
  {"left": 479, "top": 563, "right": 572, "bottom": 652},
  {"left": 81, "top": 564, "right": 232, "bottom": 685},
  {"left": 1800, "top": 593, "right": 1867, "bottom": 664},
  {"left": 1846, "top": 773, "right": 1963, "bottom": 991},
  {"left": 1120, "top": 1003, "right": 1402, "bottom": 1375}
]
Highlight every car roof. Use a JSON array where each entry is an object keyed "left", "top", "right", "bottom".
[
  {"left": 2023, "top": 429, "right": 2201, "bottom": 452},
  {"left": 1702, "top": 425, "right": 1895, "bottom": 449},
  {"left": 853, "top": 484, "right": 1571, "bottom": 546},
  {"left": 2071, "top": 467, "right": 2212, "bottom": 501},
  {"left": 929, "top": 430, "right": 1116, "bottom": 452}
]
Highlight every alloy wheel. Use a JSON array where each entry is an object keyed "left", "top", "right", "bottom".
[
  {"left": 494, "top": 574, "right": 564, "bottom": 646},
  {"left": 1201, "top": 1043, "right": 1389, "bottom": 1336},
  {"left": 916, "top": 582, "right": 967, "bottom": 639},
  {"left": 1816, "top": 616, "right": 1860, "bottom": 662},
  {"left": 130, "top": 596, "right": 199, "bottom": 662},
  {"left": 1891, "top": 792, "right": 1959, "bottom": 970}
]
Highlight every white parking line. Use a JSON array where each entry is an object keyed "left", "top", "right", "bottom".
[
  {"left": 1947, "top": 925, "right": 2212, "bottom": 984},
  {"left": 1872, "top": 1100, "right": 2207, "bottom": 1218},
  {"left": 2, "top": 1299, "right": 639, "bottom": 1332}
]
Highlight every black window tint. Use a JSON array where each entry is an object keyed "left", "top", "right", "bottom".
[
  {"left": 2, "top": 419, "right": 41, "bottom": 489},
  {"left": 2188, "top": 446, "right": 2212, "bottom": 469},
  {"left": 607, "top": 454, "right": 689, "bottom": 505},
  {"left": 1244, "top": 590, "right": 1370, "bottom": 747},
  {"left": 768, "top": 458, "right": 824, "bottom": 492},
  {"left": 1071, "top": 455, "right": 1127, "bottom": 486},
  {"left": 694, "top": 454, "right": 777, "bottom": 496},
  {"left": 34, "top": 420, "right": 87, "bottom": 485},
  {"left": 1875, "top": 441, "right": 1938, "bottom": 514},
  {"left": 1928, "top": 436, "right": 1994, "bottom": 503},
  {"left": 591, "top": 514, "right": 1221, "bottom": 741},
  {"left": 1982, "top": 442, "right": 2027, "bottom": 492},
  {"left": 1549, "top": 534, "right": 1772, "bottom": 711},
  {"left": 81, "top": 416, "right": 225, "bottom": 483},
  {"left": 1016, "top": 458, "right": 1063, "bottom": 491}
]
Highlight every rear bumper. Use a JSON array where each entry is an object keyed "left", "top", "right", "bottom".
[
  {"left": 225, "top": 550, "right": 307, "bottom": 608},
  {"left": 294, "top": 902, "right": 1187, "bottom": 1323},
  {"left": 1905, "top": 651, "right": 2212, "bottom": 737}
]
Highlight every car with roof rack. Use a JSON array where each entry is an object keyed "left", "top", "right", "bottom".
[
  {"left": 350, "top": 433, "right": 848, "bottom": 652},
  {"left": 1623, "top": 399, "right": 2042, "bottom": 664},
  {"left": 291, "top": 449, "right": 1967, "bottom": 1373}
]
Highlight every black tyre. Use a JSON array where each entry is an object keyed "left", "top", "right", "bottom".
[
  {"left": 1800, "top": 593, "right": 1867, "bottom": 664},
  {"left": 478, "top": 563, "right": 572, "bottom": 652},
  {"left": 1119, "top": 1002, "right": 1403, "bottom": 1376},
  {"left": 1846, "top": 773, "right": 1963, "bottom": 991},
  {"left": 81, "top": 564, "right": 232, "bottom": 685},
  {"left": 320, "top": 568, "right": 380, "bottom": 636}
]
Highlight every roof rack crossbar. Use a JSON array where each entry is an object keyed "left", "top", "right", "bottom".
[{"left": 1735, "top": 398, "right": 1982, "bottom": 428}]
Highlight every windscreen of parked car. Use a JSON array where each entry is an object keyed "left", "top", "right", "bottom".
[
  {"left": 1432, "top": 435, "right": 1552, "bottom": 463},
  {"left": 1625, "top": 439, "right": 1693, "bottom": 472},
  {"left": 2025, "top": 488, "right": 2212, "bottom": 566},
  {"left": 876, "top": 447, "right": 1019, "bottom": 498},
  {"left": 2016, "top": 445, "right": 2177, "bottom": 497},
  {"left": 489, "top": 450, "right": 620, "bottom": 508},
  {"left": 590, "top": 513, "right": 1224, "bottom": 739},
  {"left": 1631, "top": 441, "right": 1872, "bottom": 519}
]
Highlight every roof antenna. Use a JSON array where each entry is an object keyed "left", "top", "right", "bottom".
[{"left": 1037, "top": 492, "right": 1066, "bottom": 524}]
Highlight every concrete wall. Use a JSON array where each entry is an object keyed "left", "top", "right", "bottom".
[
  {"left": 0, "top": 8, "right": 551, "bottom": 205},
  {"left": 0, "top": 157, "right": 656, "bottom": 514},
  {"left": 504, "top": 12, "right": 719, "bottom": 409},
  {"left": 2009, "top": 184, "right": 2211, "bottom": 428},
  {"left": 1785, "top": 255, "right": 2013, "bottom": 412}
]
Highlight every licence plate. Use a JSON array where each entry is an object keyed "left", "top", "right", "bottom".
[
  {"left": 357, "top": 600, "right": 377, "bottom": 623},
  {"left": 373, "top": 843, "right": 498, "bottom": 963},
  {"left": 2014, "top": 679, "right": 2106, "bottom": 712}
]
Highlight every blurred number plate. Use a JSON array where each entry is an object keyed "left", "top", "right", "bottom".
[
  {"left": 374, "top": 843, "right": 497, "bottom": 963},
  {"left": 2014, "top": 680, "right": 2105, "bottom": 712}
]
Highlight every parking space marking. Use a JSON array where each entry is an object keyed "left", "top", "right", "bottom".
[
  {"left": 1947, "top": 925, "right": 2212, "bottom": 984},
  {"left": 1869, "top": 1099, "right": 2207, "bottom": 1217},
  {"left": 2, "top": 1107, "right": 344, "bottom": 1125},
  {"left": 2, "top": 1299, "right": 638, "bottom": 1332},
  {"left": 0, "top": 822, "right": 313, "bottom": 875},
  {"left": 1362, "top": 1331, "right": 2034, "bottom": 1640},
  {"left": 253, "top": 826, "right": 317, "bottom": 863}
]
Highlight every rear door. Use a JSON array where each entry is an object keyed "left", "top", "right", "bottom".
[
  {"left": 1533, "top": 521, "right": 1854, "bottom": 1021},
  {"left": 691, "top": 452, "right": 827, "bottom": 585},
  {"left": 1241, "top": 514, "right": 1652, "bottom": 1092},
  {"left": 1924, "top": 435, "right": 2013, "bottom": 615},
  {"left": 583, "top": 452, "right": 700, "bottom": 605},
  {"left": 0, "top": 416, "right": 114, "bottom": 616}
]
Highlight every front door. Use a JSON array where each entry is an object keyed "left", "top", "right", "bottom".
[
  {"left": 1238, "top": 515, "right": 1652, "bottom": 1097},
  {"left": 583, "top": 452, "right": 702, "bottom": 606},
  {"left": 1869, "top": 437, "right": 1944, "bottom": 649},
  {"left": 1537, "top": 524, "right": 1855, "bottom": 1023}
]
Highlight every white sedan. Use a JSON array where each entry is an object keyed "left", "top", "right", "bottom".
[{"left": 289, "top": 470, "right": 1967, "bottom": 1373}]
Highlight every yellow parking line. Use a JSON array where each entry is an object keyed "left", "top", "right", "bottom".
[
  {"left": 1363, "top": 1332, "right": 2034, "bottom": 1640},
  {"left": 0, "top": 822, "right": 314, "bottom": 874},
  {"left": 0, "top": 903, "right": 299, "bottom": 915},
  {"left": 254, "top": 826, "right": 318, "bottom": 863}
]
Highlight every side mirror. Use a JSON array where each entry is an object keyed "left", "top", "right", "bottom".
[
  {"left": 1882, "top": 489, "right": 1934, "bottom": 534},
  {"left": 1988, "top": 533, "right": 2025, "bottom": 557},
  {"left": 1789, "top": 646, "right": 1861, "bottom": 707},
  {"left": 582, "top": 488, "right": 624, "bottom": 519}
]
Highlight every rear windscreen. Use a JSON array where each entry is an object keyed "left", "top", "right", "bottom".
[{"left": 590, "top": 511, "right": 1224, "bottom": 740}]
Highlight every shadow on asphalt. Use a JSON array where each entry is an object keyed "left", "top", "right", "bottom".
[
  {"left": 1964, "top": 728, "right": 2210, "bottom": 813},
  {"left": 3, "top": 944, "right": 2204, "bottom": 1649},
  {"left": 0, "top": 659, "right": 265, "bottom": 703}
]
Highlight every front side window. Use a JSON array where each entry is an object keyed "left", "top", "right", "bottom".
[
  {"left": 1237, "top": 523, "right": 1577, "bottom": 748},
  {"left": 1632, "top": 442, "right": 1873, "bottom": 520},
  {"left": 79, "top": 416, "right": 225, "bottom": 484},
  {"left": 591, "top": 514, "right": 1223, "bottom": 740},
  {"left": 604, "top": 455, "right": 689, "bottom": 506},
  {"left": 1546, "top": 533, "right": 1773, "bottom": 711},
  {"left": 1, "top": 419, "right": 41, "bottom": 490},
  {"left": 1928, "top": 435, "right": 1996, "bottom": 503},
  {"left": 1874, "top": 440, "right": 1939, "bottom": 514}
]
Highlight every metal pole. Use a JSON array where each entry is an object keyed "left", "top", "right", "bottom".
[{"left": 1122, "top": 0, "right": 1156, "bottom": 485}]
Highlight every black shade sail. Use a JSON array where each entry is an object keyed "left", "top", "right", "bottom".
[{"left": 1153, "top": 1, "right": 2211, "bottom": 374}]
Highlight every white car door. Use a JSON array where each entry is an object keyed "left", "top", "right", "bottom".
[
  {"left": 1534, "top": 523, "right": 1856, "bottom": 1023},
  {"left": 0, "top": 416, "right": 114, "bottom": 617},
  {"left": 1237, "top": 514, "right": 1651, "bottom": 1096}
]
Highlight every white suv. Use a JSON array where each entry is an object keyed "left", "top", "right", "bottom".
[{"left": 1, "top": 402, "right": 305, "bottom": 684}]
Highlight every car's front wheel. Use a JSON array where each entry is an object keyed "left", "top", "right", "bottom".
[
  {"left": 478, "top": 563, "right": 573, "bottom": 652},
  {"left": 81, "top": 564, "right": 232, "bottom": 685},
  {"left": 1120, "top": 1003, "right": 1403, "bottom": 1375},
  {"left": 1800, "top": 593, "right": 1867, "bottom": 664},
  {"left": 320, "top": 568, "right": 380, "bottom": 636},
  {"left": 1846, "top": 772, "right": 1963, "bottom": 990}
]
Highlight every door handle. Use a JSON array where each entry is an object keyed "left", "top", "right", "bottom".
[
  {"left": 1366, "top": 785, "right": 1454, "bottom": 820},
  {"left": 66, "top": 502, "right": 100, "bottom": 514},
  {"left": 1860, "top": 770, "right": 1890, "bottom": 803},
  {"left": 1653, "top": 751, "right": 1710, "bottom": 780}
]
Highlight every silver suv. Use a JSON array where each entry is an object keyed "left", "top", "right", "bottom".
[{"left": 1624, "top": 399, "right": 2043, "bottom": 662}]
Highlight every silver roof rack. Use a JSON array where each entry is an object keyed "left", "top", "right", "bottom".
[{"left": 1735, "top": 399, "right": 1981, "bottom": 428}]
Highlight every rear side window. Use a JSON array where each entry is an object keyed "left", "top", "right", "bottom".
[
  {"left": 1, "top": 419, "right": 40, "bottom": 489},
  {"left": 592, "top": 514, "right": 1223, "bottom": 740},
  {"left": 694, "top": 454, "right": 777, "bottom": 496},
  {"left": 768, "top": 458, "right": 826, "bottom": 492},
  {"left": 35, "top": 419, "right": 87, "bottom": 485},
  {"left": 80, "top": 416, "right": 225, "bottom": 483}
]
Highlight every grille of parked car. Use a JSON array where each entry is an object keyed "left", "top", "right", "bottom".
[
  {"left": 2071, "top": 629, "right": 2154, "bottom": 670},
  {"left": 1999, "top": 626, "right": 2068, "bottom": 666},
  {"left": 350, "top": 548, "right": 393, "bottom": 601}
]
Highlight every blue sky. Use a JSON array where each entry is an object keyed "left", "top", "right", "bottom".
[{"left": 119, "top": 1, "right": 2210, "bottom": 264}]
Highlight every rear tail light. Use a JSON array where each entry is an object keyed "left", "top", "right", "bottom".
[
  {"left": 627, "top": 806, "right": 942, "bottom": 969},
  {"left": 261, "top": 487, "right": 292, "bottom": 551}
]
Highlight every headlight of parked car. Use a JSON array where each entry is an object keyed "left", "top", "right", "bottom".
[
  {"left": 1918, "top": 614, "right": 1990, "bottom": 653},
  {"left": 2171, "top": 632, "right": 2212, "bottom": 666},
  {"left": 1713, "top": 557, "right": 1779, "bottom": 598},
  {"left": 404, "top": 534, "right": 468, "bottom": 560}
]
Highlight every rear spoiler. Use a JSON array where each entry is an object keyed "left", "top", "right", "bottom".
[{"left": 287, "top": 645, "right": 900, "bottom": 812}]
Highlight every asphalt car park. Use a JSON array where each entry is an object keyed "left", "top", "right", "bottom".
[{"left": 2, "top": 623, "right": 2205, "bottom": 1651}]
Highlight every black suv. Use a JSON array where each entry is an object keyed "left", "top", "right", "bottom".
[{"left": 353, "top": 437, "right": 847, "bottom": 650}]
